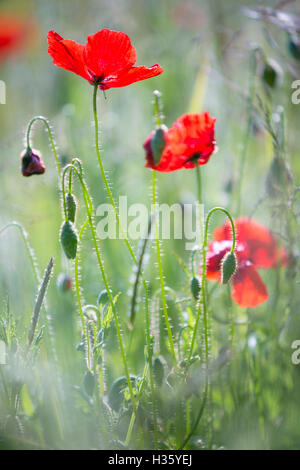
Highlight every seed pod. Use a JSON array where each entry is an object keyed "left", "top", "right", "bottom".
[
  {"left": 83, "top": 370, "right": 95, "bottom": 396},
  {"left": 66, "top": 193, "right": 77, "bottom": 223},
  {"left": 221, "top": 251, "right": 237, "bottom": 284},
  {"left": 288, "top": 35, "right": 300, "bottom": 61},
  {"left": 150, "top": 125, "right": 167, "bottom": 164},
  {"left": 262, "top": 59, "right": 282, "bottom": 88},
  {"left": 153, "top": 356, "right": 165, "bottom": 387},
  {"left": 21, "top": 147, "right": 46, "bottom": 177},
  {"left": 60, "top": 220, "right": 78, "bottom": 259},
  {"left": 97, "top": 289, "right": 109, "bottom": 307},
  {"left": 190, "top": 276, "right": 201, "bottom": 300}
]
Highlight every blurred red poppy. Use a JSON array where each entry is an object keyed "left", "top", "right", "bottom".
[
  {"left": 0, "top": 15, "right": 33, "bottom": 63},
  {"left": 47, "top": 29, "right": 163, "bottom": 90},
  {"left": 206, "top": 218, "right": 287, "bottom": 308},
  {"left": 144, "top": 112, "right": 217, "bottom": 172}
]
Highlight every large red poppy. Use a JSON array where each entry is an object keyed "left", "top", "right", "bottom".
[
  {"left": 144, "top": 112, "right": 217, "bottom": 172},
  {"left": 47, "top": 29, "right": 163, "bottom": 90},
  {"left": 206, "top": 218, "right": 287, "bottom": 308}
]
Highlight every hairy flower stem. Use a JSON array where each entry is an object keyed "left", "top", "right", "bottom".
[
  {"left": 26, "top": 116, "right": 61, "bottom": 179},
  {"left": 186, "top": 207, "right": 236, "bottom": 368},
  {"left": 152, "top": 170, "right": 177, "bottom": 367},
  {"left": 92, "top": 86, "right": 137, "bottom": 263},
  {"left": 62, "top": 163, "right": 143, "bottom": 444}
]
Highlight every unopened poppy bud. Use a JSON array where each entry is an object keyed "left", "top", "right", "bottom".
[
  {"left": 56, "top": 273, "right": 72, "bottom": 292},
  {"left": 288, "top": 35, "right": 300, "bottom": 61},
  {"left": 66, "top": 193, "right": 77, "bottom": 223},
  {"left": 262, "top": 58, "right": 282, "bottom": 88},
  {"left": 150, "top": 125, "right": 167, "bottom": 164},
  {"left": 60, "top": 220, "right": 78, "bottom": 259},
  {"left": 221, "top": 251, "right": 237, "bottom": 284},
  {"left": 83, "top": 370, "right": 95, "bottom": 396},
  {"left": 21, "top": 147, "right": 46, "bottom": 177},
  {"left": 97, "top": 289, "right": 109, "bottom": 307},
  {"left": 190, "top": 276, "right": 201, "bottom": 300}
]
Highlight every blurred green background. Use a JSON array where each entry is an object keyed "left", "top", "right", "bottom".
[{"left": 1, "top": 0, "right": 300, "bottom": 450}]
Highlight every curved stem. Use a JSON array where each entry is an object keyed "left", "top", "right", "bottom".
[
  {"left": 186, "top": 207, "right": 236, "bottom": 366},
  {"left": 26, "top": 116, "right": 61, "bottom": 179},
  {"left": 62, "top": 163, "right": 143, "bottom": 444},
  {"left": 152, "top": 170, "right": 176, "bottom": 367}
]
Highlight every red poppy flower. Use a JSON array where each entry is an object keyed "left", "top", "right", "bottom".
[
  {"left": 0, "top": 15, "right": 33, "bottom": 63},
  {"left": 144, "top": 112, "right": 217, "bottom": 172},
  {"left": 206, "top": 218, "right": 287, "bottom": 308},
  {"left": 47, "top": 29, "right": 163, "bottom": 90}
]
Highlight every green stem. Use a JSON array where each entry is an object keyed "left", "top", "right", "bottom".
[
  {"left": 196, "top": 164, "right": 202, "bottom": 205},
  {"left": 236, "top": 50, "right": 257, "bottom": 216},
  {"left": 92, "top": 85, "right": 137, "bottom": 264},
  {"left": 62, "top": 163, "right": 143, "bottom": 444},
  {"left": 26, "top": 116, "right": 61, "bottom": 179},
  {"left": 152, "top": 170, "right": 176, "bottom": 367},
  {"left": 186, "top": 207, "right": 236, "bottom": 367}
]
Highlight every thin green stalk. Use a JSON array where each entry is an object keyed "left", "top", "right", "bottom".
[
  {"left": 196, "top": 164, "right": 202, "bottom": 205},
  {"left": 62, "top": 164, "right": 143, "bottom": 444},
  {"left": 152, "top": 170, "right": 176, "bottom": 367},
  {"left": 236, "top": 49, "right": 257, "bottom": 215},
  {"left": 92, "top": 86, "right": 137, "bottom": 264},
  {"left": 186, "top": 207, "right": 236, "bottom": 367},
  {"left": 26, "top": 116, "right": 61, "bottom": 178}
]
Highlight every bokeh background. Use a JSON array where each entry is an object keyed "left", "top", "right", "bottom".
[{"left": 1, "top": 0, "right": 300, "bottom": 449}]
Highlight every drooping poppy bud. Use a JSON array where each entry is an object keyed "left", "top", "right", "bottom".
[
  {"left": 97, "top": 289, "right": 109, "bottom": 307},
  {"left": 288, "top": 34, "right": 300, "bottom": 61},
  {"left": 56, "top": 273, "right": 72, "bottom": 292},
  {"left": 21, "top": 148, "right": 46, "bottom": 177},
  {"left": 66, "top": 193, "right": 77, "bottom": 223},
  {"left": 221, "top": 251, "right": 237, "bottom": 284},
  {"left": 190, "top": 276, "right": 201, "bottom": 300},
  {"left": 262, "top": 58, "right": 282, "bottom": 88},
  {"left": 60, "top": 220, "right": 78, "bottom": 259}
]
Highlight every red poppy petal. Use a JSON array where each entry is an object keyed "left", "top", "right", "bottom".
[
  {"left": 231, "top": 262, "right": 268, "bottom": 308},
  {"left": 102, "top": 64, "right": 163, "bottom": 89},
  {"left": 205, "top": 240, "right": 232, "bottom": 281},
  {"left": 47, "top": 31, "right": 89, "bottom": 81},
  {"left": 84, "top": 29, "right": 137, "bottom": 79}
]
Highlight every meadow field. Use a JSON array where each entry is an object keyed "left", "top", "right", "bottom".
[{"left": 0, "top": 0, "right": 300, "bottom": 450}]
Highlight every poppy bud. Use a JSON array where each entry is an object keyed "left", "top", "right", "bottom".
[
  {"left": 56, "top": 273, "right": 72, "bottom": 292},
  {"left": 288, "top": 35, "right": 300, "bottom": 61},
  {"left": 97, "top": 289, "right": 109, "bottom": 307},
  {"left": 21, "top": 147, "right": 46, "bottom": 177},
  {"left": 66, "top": 193, "right": 77, "bottom": 223},
  {"left": 221, "top": 251, "right": 237, "bottom": 284},
  {"left": 60, "top": 220, "right": 78, "bottom": 259},
  {"left": 83, "top": 370, "right": 95, "bottom": 396},
  {"left": 151, "top": 125, "right": 167, "bottom": 164},
  {"left": 262, "top": 59, "right": 282, "bottom": 89},
  {"left": 153, "top": 355, "right": 165, "bottom": 387},
  {"left": 190, "top": 276, "right": 201, "bottom": 300}
]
